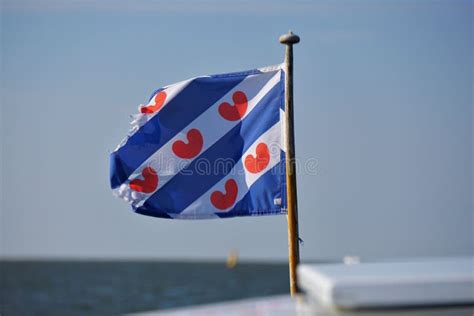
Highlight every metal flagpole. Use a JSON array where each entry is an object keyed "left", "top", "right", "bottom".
[{"left": 279, "top": 30, "right": 300, "bottom": 296}]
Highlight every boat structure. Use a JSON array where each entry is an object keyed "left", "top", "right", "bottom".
[{"left": 131, "top": 256, "right": 474, "bottom": 315}]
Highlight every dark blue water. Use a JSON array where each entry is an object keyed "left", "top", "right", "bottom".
[{"left": 1, "top": 260, "right": 289, "bottom": 315}]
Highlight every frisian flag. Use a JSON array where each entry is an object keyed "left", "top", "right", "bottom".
[{"left": 110, "top": 64, "right": 287, "bottom": 219}]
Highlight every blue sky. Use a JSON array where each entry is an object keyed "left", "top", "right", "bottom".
[{"left": 1, "top": 0, "right": 472, "bottom": 261}]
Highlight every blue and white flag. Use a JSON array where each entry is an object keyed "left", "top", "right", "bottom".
[{"left": 110, "top": 64, "right": 287, "bottom": 219}]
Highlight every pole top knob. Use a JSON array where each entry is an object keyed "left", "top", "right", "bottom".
[{"left": 279, "top": 31, "right": 300, "bottom": 45}]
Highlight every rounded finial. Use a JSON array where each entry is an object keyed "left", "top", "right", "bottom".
[{"left": 279, "top": 31, "right": 300, "bottom": 45}]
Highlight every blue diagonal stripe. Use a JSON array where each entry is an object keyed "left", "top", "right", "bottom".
[
  {"left": 215, "top": 160, "right": 286, "bottom": 219},
  {"left": 135, "top": 82, "right": 282, "bottom": 217}
]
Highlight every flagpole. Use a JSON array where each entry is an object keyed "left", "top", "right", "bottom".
[{"left": 279, "top": 30, "right": 300, "bottom": 296}]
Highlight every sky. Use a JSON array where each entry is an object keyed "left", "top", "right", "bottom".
[{"left": 1, "top": 0, "right": 472, "bottom": 261}]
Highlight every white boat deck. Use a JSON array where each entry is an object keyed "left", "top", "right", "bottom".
[
  {"left": 130, "top": 294, "right": 473, "bottom": 316},
  {"left": 298, "top": 256, "right": 474, "bottom": 309}
]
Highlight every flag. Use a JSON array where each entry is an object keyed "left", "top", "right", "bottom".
[{"left": 110, "top": 64, "right": 287, "bottom": 219}]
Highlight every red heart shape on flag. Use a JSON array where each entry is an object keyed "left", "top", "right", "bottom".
[
  {"left": 172, "top": 128, "right": 204, "bottom": 159},
  {"left": 244, "top": 143, "right": 270, "bottom": 174},
  {"left": 129, "top": 167, "right": 158, "bottom": 193},
  {"left": 211, "top": 179, "right": 238, "bottom": 210},
  {"left": 218, "top": 91, "right": 248, "bottom": 121},
  {"left": 140, "top": 91, "right": 167, "bottom": 114}
]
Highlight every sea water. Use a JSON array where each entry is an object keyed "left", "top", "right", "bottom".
[{"left": 1, "top": 260, "right": 289, "bottom": 315}]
